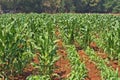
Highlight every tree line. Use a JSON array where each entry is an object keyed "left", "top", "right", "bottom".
[{"left": 0, "top": 0, "right": 120, "bottom": 13}]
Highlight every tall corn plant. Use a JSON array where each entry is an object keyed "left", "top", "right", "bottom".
[
  {"left": 102, "top": 19, "right": 120, "bottom": 60},
  {"left": 60, "top": 16, "right": 80, "bottom": 45},
  {"left": 29, "top": 15, "right": 59, "bottom": 77},
  {"left": 117, "top": 27, "right": 120, "bottom": 63},
  {"left": 0, "top": 17, "right": 34, "bottom": 78},
  {"left": 60, "top": 16, "right": 74, "bottom": 44},
  {"left": 75, "top": 16, "right": 92, "bottom": 49},
  {"left": 80, "top": 22, "right": 91, "bottom": 49}
]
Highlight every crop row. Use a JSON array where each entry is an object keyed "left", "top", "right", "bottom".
[
  {"left": 85, "top": 47, "right": 119, "bottom": 80},
  {"left": 0, "top": 13, "right": 119, "bottom": 79}
]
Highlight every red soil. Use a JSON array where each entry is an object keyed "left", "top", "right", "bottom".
[
  {"left": 52, "top": 39, "right": 71, "bottom": 80},
  {"left": 90, "top": 41, "right": 120, "bottom": 77},
  {"left": 7, "top": 65, "right": 36, "bottom": 80},
  {"left": 97, "top": 52, "right": 108, "bottom": 59},
  {"left": 97, "top": 52, "right": 120, "bottom": 76},
  {"left": 32, "top": 53, "right": 40, "bottom": 64},
  {"left": 107, "top": 60, "right": 120, "bottom": 76},
  {"left": 74, "top": 41, "right": 82, "bottom": 50},
  {"left": 90, "top": 42, "right": 99, "bottom": 51},
  {"left": 52, "top": 27, "right": 71, "bottom": 80},
  {"left": 98, "top": 52, "right": 120, "bottom": 76},
  {"left": 98, "top": 53, "right": 120, "bottom": 77},
  {"left": 10, "top": 64, "right": 35, "bottom": 80},
  {"left": 6, "top": 53, "right": 40, "bottom": 80},
  {"left": 78, "top": 50, "right": 102, "bottom": 80}
]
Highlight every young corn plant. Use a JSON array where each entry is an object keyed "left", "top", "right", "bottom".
[
  {"left": 26, "top": 75, "right": 51, "bottom": 80},
  {"left": 60, "top": 17, "right": 78, "bottom": 45},
  {"left": 66, "top": 45, "right": 87, "bottom": 80},
  {"left": 30, "top": 23, "right": 59, "bottom": 78},
  {"left": 85, "top": 47, "right": 119, "bottom": 80},
  {"left": 118, "top": 27, "right": 120, "bottom": 64},
  {"left": 102, "top": 20, "right": 120, "bottom": 60},
  {"left": 0, "top": 13, "right": 120, "bottom": 80},
  {"left": 76, "top": 20, "right": 92, "bottom": 49}
]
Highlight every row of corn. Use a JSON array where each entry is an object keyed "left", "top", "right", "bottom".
[{"left": 0, "top": 13, "right": 119, "bottom": 79}]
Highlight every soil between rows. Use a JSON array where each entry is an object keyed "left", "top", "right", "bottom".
[
  {"left": 53, "top": 48, "right": 71, "bottom": 80},
  {"left": 90, "top": 41, "right": 120, "bottom": 77},
  {"left": 78, "top": 50, "right": 101, "bottom": 80},
  {"left": 53, "top": 27, "right": 71, "bottom": 80}
]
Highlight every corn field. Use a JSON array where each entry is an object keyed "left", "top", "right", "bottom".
[{"left": 0, "top": 13, "right": 120, "bottom": 80}]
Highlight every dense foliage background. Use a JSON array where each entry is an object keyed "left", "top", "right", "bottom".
[{"left": 0, "top": 0, "right": 120, "bottom": 13}]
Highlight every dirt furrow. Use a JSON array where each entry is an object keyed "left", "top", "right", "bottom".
[
  {"left": 52, "top": 40, "right": 71, "bottom": 80},
  {"left": 52, "top": 27, "right": 71, "bottom": 80},
  {"left": 90, "top": 41, "right": 120, "bottom": 76},
  {"left": 78, "top": 50, "right": 102, "bottom": 80}
]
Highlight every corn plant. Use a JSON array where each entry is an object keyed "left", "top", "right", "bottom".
[
  {"left": 0, "top": 13, "right": 120, "bottom": 79},
  {"left": 0, "top": 17, "right": 34, "bottom": 78},
  {"left": 85, "top": 47, "right": 119, "bottom": 80},
  {"left": 100, "top": 19, "right": 120, "bottom": 60},
  {"left": 59, "top": 17, "right": 76, "bottom": 44},
  {"left": 66, "top": 45, "right": 87, "bottom": 80},
  {"left": 29, "top": 17, "right": 59, "bottom": 77},
  {"left": 26, "top": 75, "right": 50, "bottom": 80}
]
